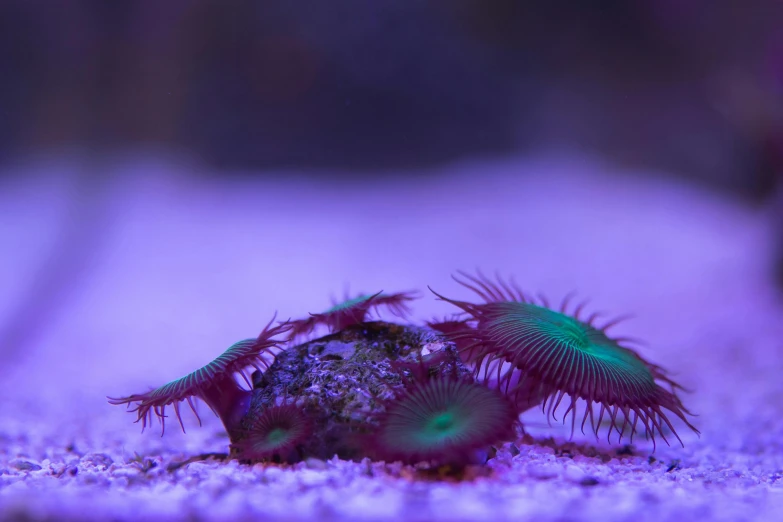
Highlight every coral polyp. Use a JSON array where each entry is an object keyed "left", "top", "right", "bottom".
[
  {"left": 369, "top": 375, "right": 517, "bottom": 465},
  {"left": 231, "top": 403, "right": 312, "bottom": 462},
  {"left": 430, "top": 271, "right": 698, "bottom": 448},
  {"left": 373, "top": 376, "right": 517, "bottom": 463},
  {"left": 288, "top": 290, "right": 417, "bottom": 339},
  {"left": 107, "top": 316, "right": 292, "bottom": 435},
  {"left": 109, "top": 274, "right": 698, "bottom": 470}
]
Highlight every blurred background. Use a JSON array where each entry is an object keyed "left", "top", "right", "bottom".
[
  {"left": 3, "top": 5, "right": 783, "bottom": 520},
  {"left": 0, "top": 1, "right": 782, "bottom": 412},
  {"left": 1, "top": 0, "right": 782, "bottom": 188}
]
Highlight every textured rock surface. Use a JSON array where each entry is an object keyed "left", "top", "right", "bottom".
[{"left": 241, "top": 321, "right": 469, "bottom": 461}]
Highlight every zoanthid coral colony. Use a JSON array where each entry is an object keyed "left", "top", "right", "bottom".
[{"left": 109, "top": 274, "right": 698, "bottom": 466}]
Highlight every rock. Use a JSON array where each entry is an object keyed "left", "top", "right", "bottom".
[
  {"left": 81, "top": 453, "right": 113, "bottom": 469},
  {"left": 564, "top": 465, "right": 586, "bottom": 483},
  {"left": 527, "top": 463, "right": 558, "bottom": 480},
  {"left": 240, "top": 322, "right": 469, "bottom": 461},
  {"left": 11, "top": 460, "right": 41, "bottom": 472},
  {"left": 263, "top": 466, "right": 284, "bottom": 480},
  {"left": 304, "top": 458, "right": 328, "bottom": 470},
  {"left": 298, "top": 469, "right": 329, "bottom": 487}
]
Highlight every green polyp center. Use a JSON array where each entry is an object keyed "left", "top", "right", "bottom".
[
  {"left": 422, "top": 411, "right": 460, "bottom": 441},
  {"left": 527, "top": 305, "right": 598, "bottom": 352},
  {"left": 551, "top": 312, "right": 588, "bottom": 341},
  {"left": 430, "top": 412, "right": 455, "bottom": 431},
  {"left": 265, "top": 427, "right": 288, "bottom": 445},
  {"left": 510, "top": 303, "right": 653, "bottom": 384}
]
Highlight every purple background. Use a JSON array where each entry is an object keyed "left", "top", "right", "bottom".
[
  {"left": 1, "top": 2, "right": 783, "bottom": 519},
  {"left": 1, "top": 154, "right": 782, "bottom": 520}
]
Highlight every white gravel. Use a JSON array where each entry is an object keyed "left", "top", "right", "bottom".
[{"left": 2, "top": 153, "right": 782, "bottom": 521}]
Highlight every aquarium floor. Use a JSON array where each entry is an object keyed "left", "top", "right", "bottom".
[{"left": 1, "top": 155, "right": 782, "bottom": 521}]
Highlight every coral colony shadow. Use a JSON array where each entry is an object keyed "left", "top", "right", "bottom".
[{"left": 108, "top": 274, "right": 699, "bottom": 467}]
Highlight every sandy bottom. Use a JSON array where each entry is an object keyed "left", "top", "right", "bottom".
[{"left": 1, "top": 154, "right": 782, "bottom": 521}]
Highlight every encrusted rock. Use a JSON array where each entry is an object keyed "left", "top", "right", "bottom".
[{"left": 241, "top": 321, "right": 469, "bottom": 460}]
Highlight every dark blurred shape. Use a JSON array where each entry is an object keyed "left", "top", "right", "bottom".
[
  {"left": 0, "top": 1, "right": 521, "bottom": 170},
  {"left": 0, "top": 0, "right": 781, "bottom": 197}
]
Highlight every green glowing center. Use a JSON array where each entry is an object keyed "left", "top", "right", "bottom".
[
  {"left": 540, "top": 309, "right": 592, "bottom": 350},
  {"left": 265, "top": 428, "right": 288, "bottom": 445},
  {"left": 424, "top": 411, "right": 459, "bottom": 438},
  {"left": 495, "top": 302, "right": 655, "bottom": 388}
]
